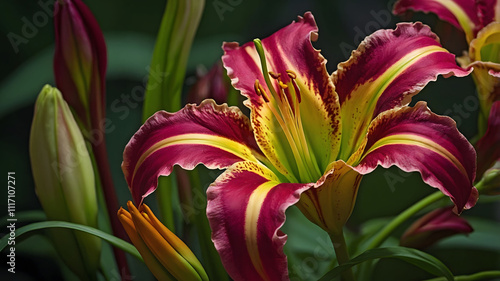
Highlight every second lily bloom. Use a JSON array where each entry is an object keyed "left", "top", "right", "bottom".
[
  {"left": 394, "top": 0, "right": 500, "bottom": 136},
  {"left": 122, "top": 12, "right": 477, "bottom": 281}
]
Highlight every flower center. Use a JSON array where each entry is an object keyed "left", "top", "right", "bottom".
[{"left": 253, "top": 39, "right": 322, "bottom": 183}]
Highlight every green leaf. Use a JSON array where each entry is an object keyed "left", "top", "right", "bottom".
[
  {"left": 141, "top": 0, "right": 205, "bottom": 119},
  {"left": 318, "top": 247, "right": 454, "bottom": 281},
  {"left": 0, "top": 210, "right": 46, "bottom": 228},
  {"left": 0, "top": 221, "right": 142, "bottom": 262}
]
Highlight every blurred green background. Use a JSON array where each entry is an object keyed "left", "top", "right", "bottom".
[{"left": 0, "top": 0, "right": 498, "bottom": 280}]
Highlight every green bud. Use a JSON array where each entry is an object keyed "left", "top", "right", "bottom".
[
  {"left": 29, "top": 85, "right": 101, "bottom": 280},
  {"left": 478, "top": 162, "right": 500, "bottom": 196}
]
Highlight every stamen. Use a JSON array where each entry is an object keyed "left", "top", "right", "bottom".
[
  {"left": 282, "top": 86, "right": 295, "bottom": 113},
  {"left": 269, "top": 71, "right": 281, "bottom": 79},
  {"left": 285, "top": 70, "right": 302, "bottom": 103},
  {"left": 278, "top": 80, "right": 288, "bottom": 89},
  {"left": 291, "top": 78, "right": 302, "bottom": 103},
  {"left": 254, "top": 80, "right": 270, "bottom": 102},
  {"left": 254, "top": 80, "right": 261, "bottom": 96},
  {"left": 253, "top": 38, "right": 320, "bottom": 182},
  {"left": 286, "top": 70, "right": 297, "bottom": 79}
]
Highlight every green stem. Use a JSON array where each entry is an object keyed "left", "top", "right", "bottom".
[
  {"left": 329, "top": 230, "right": 355, "bottom": 281},
  {"left": 366, "top": 191, "right": 445, "bottom": 250},
  {"left": 424, "top": 270, "right": 500, "bottom": 281},
  {"left": 89, "top": 141, "right": 131, "bottom": 278},
  {"left": 189, "top": 169, "right": 229, "bottom": 281},
  {"left": 156, "top": 176, "right": 177, "bottom": 232}
]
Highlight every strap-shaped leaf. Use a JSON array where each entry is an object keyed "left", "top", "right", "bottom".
[
  {"left": 0, "top": 221, "right": 142, "bottom": 261},
  {"left": 142, "top": 0, "right": 204, "bottom": 119},
  {"left": 318, "top": 247, "right": 454, "bottom": 281}
]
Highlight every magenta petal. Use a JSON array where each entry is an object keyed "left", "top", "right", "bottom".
[
  {"left": 354, "top": 102, "right": 478, "bottom": 213},
  {"left": 223, "top": 12, "right": 321, "bottom": 107},
  {"left": 122, "top": 100, "right": 263, "bottom": 204},
  {"left": 393, "top": 0, "right": 481, "bottom": 41},
  {"left": 476, "top": 0, "right": 500, "bottom": 27},
  {"left": 333, "top": 22, "right": 470, "bottom": 159},
  {"left": 334, "top": 22, "right": 470, "bottom": 115},
  {"left": 222, "top": 12, "right": 341, "bottom": 181},
  {"left": 476, "top": 101, "right": 500, "bottom": 178},
  {"left": 207, "top": 161, "right": 311, "bottom": 281}
]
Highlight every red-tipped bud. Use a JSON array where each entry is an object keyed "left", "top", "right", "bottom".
[
  {"left": 187, "top": 61, "right": 229, "bottom": 104},
  {"left": 54, "top": 0, "right": 107, "bottom": 139},
  {"left": 400, "top": 207, "right": 473, "bottom": 249}
]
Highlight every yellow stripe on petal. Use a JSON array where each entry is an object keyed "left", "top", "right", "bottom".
[
  {"left": 244, "top": 181, "right": 275, "bottom": 281},
  {"left": 363, "top": 133, "right": 467, "bottom": 177},
  {"left": 339, "top": 45, "right": 448, "bottom": 160},
  {"left": 207, "top": 160, "right": 312, "bottom": 280},
  {"left": 132, "top": 133, "right": 260, "bottom": 184},
  {"left": 434, "top": 0, "right": 477, "bottom": 42}
]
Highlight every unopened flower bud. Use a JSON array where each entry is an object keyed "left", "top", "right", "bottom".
[
  {"left": 54, "top": 0, "right": 107, "bottom": 139},
  {"left": 29, "top": 85, "right": 101, "bottom": 280},
  {"left": 477, "top": 161, "right": 500, "bottom": 195},
  {"left": 187, "top": 61, "right": 229, "bottom": 104},
  {"left": 118, "top": 201, "right": 209, "bottom": 281},
  {"left": 400, "top": 207, "right": 473, "bottom": 249}
]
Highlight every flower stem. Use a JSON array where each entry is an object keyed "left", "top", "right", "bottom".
[
  {"left": 366, "top": 191, "right": 445, "bottom": 250},
  {"left": 189, "top": 169, "right": 229, "bottom": 281},
  {"left": 92, "top": 139, "right": 131, "bottom": 279},
  {"left": 156, "top": 176, "right": 176, "bottom": 232},
  {"left": 424, "top": 270, "right": 500, "bottom": 281},
  {"left": 329, "top": 230, "right": 355, "bottom": 281}
]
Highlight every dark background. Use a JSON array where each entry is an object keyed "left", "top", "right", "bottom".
[{"left": 0, "top": 0, "right": 498, "bottom": 280}]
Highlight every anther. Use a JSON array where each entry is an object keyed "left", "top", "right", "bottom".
[
  {"left": 254, "top": 79, "right": 270, "bottom": 102},
  {"left": 254, "top": 80, "right": 262, "bottom": 96},
  {"left": 286, "top": 70, "right": 297, "bottom": 79},
  {"left": 269, "top": 71, "right": 281, "bottom": 79}
]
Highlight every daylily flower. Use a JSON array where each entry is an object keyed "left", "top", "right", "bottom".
[
  {"left": 393, "top": 0, "right": 500, "bottom": 135},
  {"left": 54, "top": 0, "right": 107, "bottom": 138},
  {"left": 118, "top": 201, "right": 209, "bottom": 281},
  {"left": 122, "top": 13, "right": 478, "bottom": 280},
  {"left": 400, "top": 207, "right": 473, "bottom": 249},
  {"left": 30, "top": 85, "right": 101, "bottom": 280}
]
